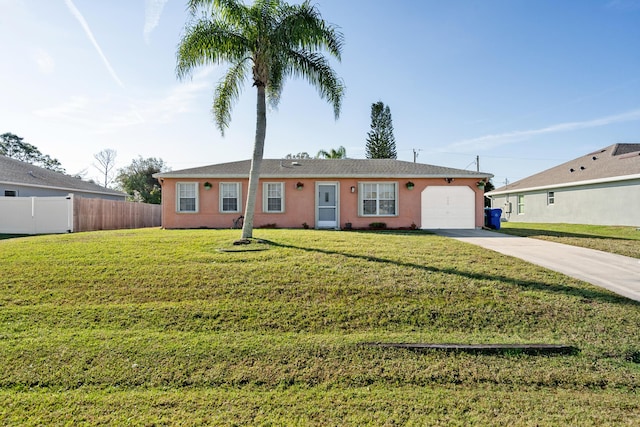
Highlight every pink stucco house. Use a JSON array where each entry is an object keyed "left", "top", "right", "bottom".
[{"left": 154, "top": 159, "right": 493, "bottom": 230}]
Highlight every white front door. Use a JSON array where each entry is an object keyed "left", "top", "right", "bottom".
[{"left": 316, "top": 183, "right": 339, "bottom": 228}]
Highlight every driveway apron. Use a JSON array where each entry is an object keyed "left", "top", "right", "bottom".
[{"left": 431, "top": 229, "right": 640, "bottom": 303}]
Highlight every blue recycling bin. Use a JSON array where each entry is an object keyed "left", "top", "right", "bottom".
[{"left": 488, "top": 208, "right": 502, "bottom": 230}]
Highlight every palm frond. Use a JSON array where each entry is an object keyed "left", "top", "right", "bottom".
[
  {"left": 284, "top": 50, "right": 345, "bottom": 119},
  {"left": 215, "top": 0, "right": 252, "bottom": 28},
  {"left": 176, "top": 19, "right": 249, "bottom": 80},
  {"left": 213, "top": 59, "right": 251, "bottom": 134},
  {"left": 316, "top": 149, "right": 329, "bottom": 158},
  {"left": 186, "top": 0, "right": 210, "bottom": 15},
  {"left": 178, "top": 0, "right": 344, "bottom": 125},
  {"left": 265, "top": 57, "right": 285, "bottom": 108},
  {"left": 275, "top": 1, "right": 344, "bottom": 61},
  {"left": 186, "top": 0, "right": 246, "bottom": 20}
]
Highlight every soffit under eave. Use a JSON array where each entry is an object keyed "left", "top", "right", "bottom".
[{"left": 157, "top": 173, "right": 493, "bottom": 180}]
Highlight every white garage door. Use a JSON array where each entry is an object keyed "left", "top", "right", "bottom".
[{"left": 421, "top": 186, "right": 475, "bottom": 229}]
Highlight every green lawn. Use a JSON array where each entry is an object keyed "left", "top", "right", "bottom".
[
  {"left": 498, "top": 222, "right": 640, "bottom": 258},
  {"left": 1, "top": 229, "right": 639, "bottom": 425}
]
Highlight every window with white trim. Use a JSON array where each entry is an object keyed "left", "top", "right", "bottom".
[
  {"left": 220, "top": 182, "right": 241, "bottom": 213},
  {"left": 176, "top": 182, "right": 198, "bottom": 212},
  {"left": 359, "top": 182, "right": 397, "bottom": 216},
  {"left": 517, "top": 194, "right": 525, "bottom": 214},
  {"left": 263, "top": 182, "right": 284, "bottom": 213},
  {"left": 547, "top": 191, "right": 555, "bottom": 205}
]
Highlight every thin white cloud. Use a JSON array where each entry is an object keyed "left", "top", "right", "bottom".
[
  {"left": 447, "top": 109, "right": 640, "bottom": 152},
  {"left": 35, "top": 67, "right": 215, "bottom": 131},
  {"left": 34, "top": 96, "right": 95, "bottom": 124},
  {"left": 144, "top": 0, "right": 168, "bottom": 44},
  {"left": 32, "top": 48, "right": 55, "bottom": 74},
  {"left": 63, "top": 0, "right": 125, "bottom": 88},
  {"left": 606, "top": 0, "right": 640, "bottom": 10}
]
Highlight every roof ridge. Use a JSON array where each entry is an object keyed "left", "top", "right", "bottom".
[
  {"left": 0, "top": 154, "right": 124, "bottom": 196},
  {"left": 155, "top": 158, "right": 493, "bottom": 178},
  {"left": 488, "top": 143, "right": 640, "bottom": 194}
]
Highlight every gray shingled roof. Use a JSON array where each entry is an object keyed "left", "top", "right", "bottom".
[
  {"left": 0, "top": 155, "right": 126, "bottom": 197},
  {"left": 488, "top": 143, "right": 640, "bottom": 195},
  {"left": 155, "top": 159, "right": 493, "bottom": 179}
]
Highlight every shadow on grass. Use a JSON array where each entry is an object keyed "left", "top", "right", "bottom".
[
  {"left": 0, "top": 234, "right": 29, "bottom": 241},
  {"left": 364, "top": 342, "right": 580, "bottom": 356},
  {"left": 497, "top": 227, "right": 637, "bottom": 242},
  {"left": 261, "top": 238, "right": 639, "bottom": 307},
  {"left": 347, "top": 229, "right": 435, "bottom": 237}
]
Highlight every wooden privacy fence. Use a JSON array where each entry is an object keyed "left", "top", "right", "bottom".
[{"left": 73, "top": 196, "right": 161, "bottom": 232}]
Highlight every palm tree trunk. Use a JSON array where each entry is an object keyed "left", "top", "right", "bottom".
[{"left": 241, "top": 84, "right": 267, "bottom": 239}]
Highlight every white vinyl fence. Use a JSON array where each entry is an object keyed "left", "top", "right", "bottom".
[{"left": 0, "top": 196, "right": 73, "bottom": 234}]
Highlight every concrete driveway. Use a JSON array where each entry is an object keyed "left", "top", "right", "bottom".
[{"left": 431, "top": 229, "right": 640, "bottom": 303}]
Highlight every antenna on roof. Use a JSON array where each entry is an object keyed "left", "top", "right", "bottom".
[{"left": 412, "top": 148, "right": 422, "bottom": 163}]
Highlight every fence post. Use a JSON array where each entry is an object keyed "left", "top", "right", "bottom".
[{"left": 67, "top": 194, "right": 74, "bottom": 233}]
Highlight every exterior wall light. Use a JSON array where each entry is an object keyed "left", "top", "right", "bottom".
[
  {"left": 350, "top": 186, "right": 356, "bottom": 193},
  {"left": 204, "top": 182, "right": 212, "bottom": 190},
  {"left": 296, "top": 182, "right": 304, "bottom": 190},
  {"left": 406, "top": 181, "right": 415, "bottom": 190}
]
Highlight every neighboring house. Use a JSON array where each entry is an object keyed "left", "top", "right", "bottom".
[
  {"left": 486, "top": 143, "right": 640, "bottom": 226},
  {"left": 154, "top": 159, "right": 493, "bottom": 230},
  {"left": 0, "top": 154, "right": 125, "bottom": 200}
]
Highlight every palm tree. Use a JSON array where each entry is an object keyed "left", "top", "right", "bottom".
[
  {"left": 177, "top": 0, "right": 345, "bottom": 239},
  {"left": 316, "top": 146, "right": 347, "bottom": 159}
]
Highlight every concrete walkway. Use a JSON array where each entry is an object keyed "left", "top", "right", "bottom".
[{"left": 431, "top": 229, "right": 640, "bottom": 303}]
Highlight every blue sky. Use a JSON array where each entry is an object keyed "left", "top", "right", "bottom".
[{"left": 1, "top": 0, "right": 639, "bottom": 186}]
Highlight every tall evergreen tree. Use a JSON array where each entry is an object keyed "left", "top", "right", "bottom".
[{"left": 365, "top": 101, "right": 397, "bottom": 159}]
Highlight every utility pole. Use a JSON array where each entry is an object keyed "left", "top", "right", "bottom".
[{"left": 476, "top": 155, "right": 480, "bottom": 172}]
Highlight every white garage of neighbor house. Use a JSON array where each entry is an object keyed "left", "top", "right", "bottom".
[{"left": 486, "top": 143, "right": 640, "bottom": 227}]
